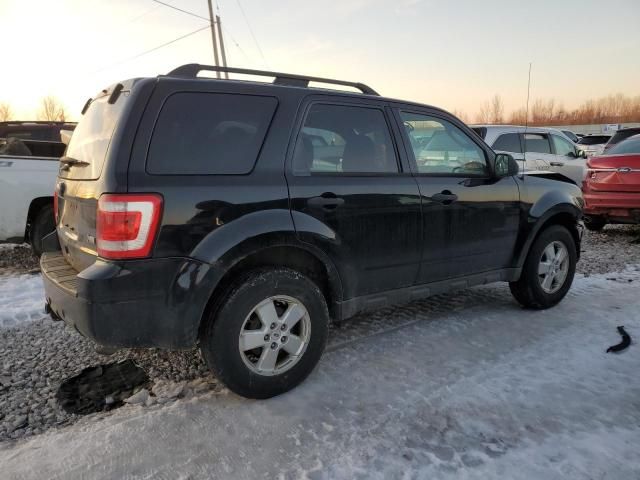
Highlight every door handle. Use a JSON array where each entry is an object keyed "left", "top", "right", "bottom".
[
  {"left": 550, "top": 162, "right": 565, "bottom": 167},
  {"left": 0, "top": 160, "right": 14, "bottom": 167},
  {"left": 431, "top": 191, "right": 458, "bottom": 205},
  {"left": 308, "top": 193, "right": 345, "bottom": 210}
]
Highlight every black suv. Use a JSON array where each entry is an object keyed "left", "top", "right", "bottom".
[{"left": 42, "top": 65, "right": 584, "bottom": 398}]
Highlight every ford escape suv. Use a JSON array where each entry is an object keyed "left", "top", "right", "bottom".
[{"left": 41, "top": 64, "right": 584, "bottom": 398}]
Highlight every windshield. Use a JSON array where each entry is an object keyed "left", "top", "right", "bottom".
[
  {"left": 607, "top": 136, "right": 640, "bottom": 155},
  {"left": 61, "top": 95, "right": 126, "bottom": 179}
]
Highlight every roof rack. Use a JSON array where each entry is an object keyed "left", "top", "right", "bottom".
[{"left": 166, "top": 64, "right": 379, "bottom": 96}]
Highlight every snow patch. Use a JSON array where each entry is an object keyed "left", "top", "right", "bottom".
[{"left": 0, "top": 274, "right": 45, "bottom": 329}]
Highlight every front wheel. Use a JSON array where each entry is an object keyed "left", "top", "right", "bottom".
[
  {"left": 200, "top": 268, "right": 329, "bottom": 399},
  {"left": 509, "top": 225, "right": 577, "bottom": 309}
]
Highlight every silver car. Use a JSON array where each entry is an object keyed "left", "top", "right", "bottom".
[
  {"left": 576, "top": 134, "right": 612, "bottom": 157},
  {"left": 471, "top": 125, "right": 587, "bottom": 185}
]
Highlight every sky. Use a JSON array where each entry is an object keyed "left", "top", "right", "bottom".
[{"left": 0, "top": 0, "right": 639, "bottom": 121}]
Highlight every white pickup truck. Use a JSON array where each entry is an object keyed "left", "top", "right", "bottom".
[{"left": 0, "top": 137, "right": 66, "bottom": 255}]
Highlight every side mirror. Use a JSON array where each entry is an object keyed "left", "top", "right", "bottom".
[
  {"left": 494, "top": 153, "right": 519, "bottom": 177},
  {"left": 577, "top": 149, "right": 587, "bottom": 159}
]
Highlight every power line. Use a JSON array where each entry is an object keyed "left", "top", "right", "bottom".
[
  {"left": 234, "top": 0, "right": 269, "bottom": 68},
  {"left": 90, "top": 25, "right": 210, "bottom": 74},
  {"left": 150, "top": 0, "right": 209, "bottom": 21}
]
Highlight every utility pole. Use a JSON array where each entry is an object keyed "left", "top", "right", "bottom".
[
  {"left": 207, "top": 0, "right": 220, "bottom": 78},
  {"left": 216, "top": 15, "right": 229, "bottom": 79}
]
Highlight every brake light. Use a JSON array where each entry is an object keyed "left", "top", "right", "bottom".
[
  {"left": 53, "top": 191, "right": 59, "bottom": 223},
  {"left": 97, "top": 193, "right": 163, "bottom": 259}
]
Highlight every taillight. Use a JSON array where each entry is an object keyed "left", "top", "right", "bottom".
[
  {"left": 97, "top": 193, "right": 163, "bottom": 259},
  {"left": 53, "top": 191, "right": 59, "bottom": 224}
]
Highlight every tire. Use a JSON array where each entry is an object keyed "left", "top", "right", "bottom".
[
  {"left": 509, "top": 225, "right": 577, "bottom": 309},
  {"left": 30, "top": 205, "right": 55, "bottom": 257},
  {"left": 584, "top": 216, "right": 606, "bottom": 232},
  {"left": 200, "top": 268, "right": 329, "bottom": 399}
]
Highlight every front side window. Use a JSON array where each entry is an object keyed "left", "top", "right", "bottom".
[
  {"left": 148, "top": 93, "right": 277, "bottom": 175},
  {"left": 293, "top": 104, "right": 398, "bottom": 174},
  {"left": 524, "top": 133, "right": 551, "bottom": 154},
  {"left": 492, "top": 133, "right": 522, "bottom": 154},
  {"left": 551, "top": 134, "right": 575, "bottom": 156},
  {"left": 400, "top": 112, "right": 487, "bottom": 175}
]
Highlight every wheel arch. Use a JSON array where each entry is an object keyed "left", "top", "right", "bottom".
[
  {"left": 196, "top": 239, "right": 343, "bottom": 341},
  {"left": 25, "top": 196, "right": 53, "bottom": 241},
  {"left": 515, "top": 203, "right": 583, "bottom": 270}
]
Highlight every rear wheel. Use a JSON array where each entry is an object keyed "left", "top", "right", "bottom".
[
  {"left": 509, "top": 225, "right": 576, "bottom": 309},
  {"left": 584, "top": 215, "right": 606, "bottom": 232},
  {"left": 200, "top": 268, "right": 329, "bottom": 399},
  {"left": 30, "top": 205, "right": 55, "bottom": 257}
]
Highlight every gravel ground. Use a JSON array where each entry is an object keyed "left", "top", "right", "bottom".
[{"left": 0, "top": 224, "right": 638, "bottom": 444}]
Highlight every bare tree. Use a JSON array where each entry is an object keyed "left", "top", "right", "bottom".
[
  {"left": 490, "top": 95, "right": 504, "bottom": 124},
  {"left": 38, "top": 96, "right": 67, "bottom": 121},
  {"left": 0, "top": 102, "right": 12, "bottom": 121},
  {"left": 509, "top": 108, "right": 528, "bottom": 125},
  {"left": 475, "top": 101, "right": 491, "bottom": 124},
  {"left": 452, "top": 109, "right": 470, "bottom": 123}
]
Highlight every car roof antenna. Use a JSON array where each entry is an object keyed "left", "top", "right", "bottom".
[{"left": 522, "top": 62, "right": 532, "bottom": 181}]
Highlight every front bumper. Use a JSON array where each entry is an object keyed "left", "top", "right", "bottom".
[{"left": 41, "top": 252, "right": 218, "bottom": 349}]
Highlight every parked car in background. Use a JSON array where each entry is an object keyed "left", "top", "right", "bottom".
[
  {"left": 0, "top": 137, "right": 66, "bottom": 255},
  {"left": 576, "top": 134, "right": 611, "bottom": 157},
  {"left": 561, "top": 129, "right": 580, "bottom": 143},
  {"left": 0, "top": 121, "right": 76, "bottom": 142},
  {"left": 602, "top": 127, "right": 640, "bottom": 154},
  {"left": 471, "top": 125, "right": 587, "bottom": 185},
  {"left": 582, "top": 134, "right": 640, "bottom": 230},
  {"left": 42, "top": 64, "right": 583, "bottom": 399}
]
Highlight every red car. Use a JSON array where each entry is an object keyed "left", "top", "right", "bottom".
[{"left": 583, "top": 134, "right": 640, "bottom": 231}]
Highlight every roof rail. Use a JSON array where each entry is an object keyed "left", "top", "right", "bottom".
[{"left": 166, "top": 63, "right": 379, "bottom": 96}]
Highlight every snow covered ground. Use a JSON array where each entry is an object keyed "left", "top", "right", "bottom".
[
  {"left": 0, "top": 274, "right": 45, "bottom": 329},
  {"left": 1, "top": 267, "right": 639, "bottom": 479}
]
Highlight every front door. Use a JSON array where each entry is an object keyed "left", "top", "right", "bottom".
[
  {"left": 395, "top": 109, "right": 521, "bottom": 283},
  {"left": 286, "top": 100, "right": 422, "bottom": 299}
]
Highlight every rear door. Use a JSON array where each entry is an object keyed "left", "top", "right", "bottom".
[
  {"left": 56, "top": 91, "right": 130, "bottom": 271},
  {"left": 395, "top": 109, "right": 520, "bottom": 282},
  {"left": 286, "top": 98, "right": 422, "bottom": 299},
  {"left": 521, "top": 132, "right": 556, "bottom": 173}
]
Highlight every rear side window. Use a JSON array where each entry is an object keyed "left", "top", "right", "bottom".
[
  {"left": 524, "top": 133, "right": 551, "bottom": 154},
  {"left": 147, "top": 93, "right": 277, "bottom": 175},
  {"left": 492, "top": 133, "right": 522, "bottom": 153}
]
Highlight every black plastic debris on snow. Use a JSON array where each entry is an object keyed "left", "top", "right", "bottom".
[
  {"left": 56, "top": 360, "right": 150, "bottom": 415},
  {"left": 606, "top": 326, "right": 631, "bottom": 353}
]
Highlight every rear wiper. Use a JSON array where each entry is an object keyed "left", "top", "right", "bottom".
[{"left": 60, "top": 156, "right": 89, "bottom": 170}]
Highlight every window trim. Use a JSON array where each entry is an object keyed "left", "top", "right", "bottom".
[
  {"left": 289, "top": 100, "right": 405, "bottom": 177},
  {"left": 395, "top": 108, "right": 492, "bottom": 178},
  {"left": 145, "top": 91, "right": 279, "bottom": 176}
]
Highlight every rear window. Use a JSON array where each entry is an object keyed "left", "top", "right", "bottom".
[
  {"left": 607, "top": 136, "right": 640, "bottom": 155},
  {"left": 147, "top": 92, "right": 277, "bottom": 175},
  {"left": 608, "top": 129, "right": 640, "bottom": 146},
  {"left": 577, "top": 135, "right": 610, "bottom": 145},
  {"left": 492, "top": 133, "right": 522, "bottom": 153},
  {"left": 62, "top": 96, "right": 127, "bottom": 179}
]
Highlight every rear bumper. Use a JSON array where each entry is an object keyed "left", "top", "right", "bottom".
[
  {"left": 583, "top": 191, "right": 640, "bottom": 222},
  {"left": 41, "top": 252, "right": 220, "bottom": 349}
]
